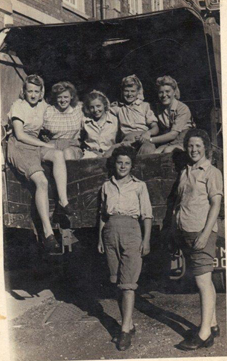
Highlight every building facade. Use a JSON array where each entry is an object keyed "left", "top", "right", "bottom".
[
  {"left": 0, "top": 0, "right": 93, "bottom": 28},
  {"left": 0, "top": 0, "right": 187, "bottom": 28}
]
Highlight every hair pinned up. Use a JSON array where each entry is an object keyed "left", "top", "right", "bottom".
[
  {"left": 20, "top": 74, "right": 45, "bottom": 100},
  {"left": 50, "top": 81, "right": 79, "bottom": 107},
  {"left": 83, "top": 90, "right": 110, "bottom": 117},
  {"left": 121, "top": 74, "right": 144, "bottom": 101},
  {"left": 156, "top": 75, "right": 180, "bottom": 100}
]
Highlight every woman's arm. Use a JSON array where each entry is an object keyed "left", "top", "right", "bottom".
[
  {"left": 149, "top": 130, "right": 179, "bottom": 144},
  {"left": 194, "top": 195, "right": 222, "bottom": 250},
  {"left": 13, "top": 120, "right": 55, "bottom": 148},
  {"left": 98, "top": 216, "right": 105, "bottom": 254},
  {"left": 140, "top": 218, "right": 152, "bottom": 256}
]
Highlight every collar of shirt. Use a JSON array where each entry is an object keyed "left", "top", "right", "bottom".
[
  {"left": 84, "top": 112, "right": 113, "bottom": 128},
  {"left": 118, "top": 98, "right": 143, "bottom": 107},
  {"left": 111, "top": 174, "right": 140, "bottom": 188},
  {"left": 187, "top": 159, "right": 211, "bottom": 172},
  {"left": 162, "top": 98, "right": 178, "bottom": 117}
]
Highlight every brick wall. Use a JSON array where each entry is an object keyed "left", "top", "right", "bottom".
[
  {"left": 0, "top": 0, "right": 92, "bottom": 29},
  {"left": 17, "top": 0, "right": 92, "bottom": 23}
]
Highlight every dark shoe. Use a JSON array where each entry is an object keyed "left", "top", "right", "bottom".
[
  {"left": 211, "top": 325, "right": 220, "bottom": 337},
  {"left": 44, "top": 234, "right": 61, "bottom": 255},
  {"left": 130, "top": 325, "right": 136, "bottom": 335},
  {"left": 59, "top": 203, "right": 77, "bottom": 217},
  {"left": 185, "top": 325, "right": 220, "bottom": 340},
  {"left": 178, "top": 334, "right": 214, "bottom": 351},
  {"left": 118, "top": 332, "right": 132, "bottom": 351}
]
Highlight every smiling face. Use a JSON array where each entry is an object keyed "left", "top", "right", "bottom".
[
  {"left": 56, "top": 90, "right": 73, "bottom": 111},
  {"left": 115, "top": 155, "right": 132, "bottom": 179},
  {"left": 123, "top": 84, "right": 139, "bottom": 104},
  {"left": 89, "top": 98, "right": 105, "bottom": 120},
  {"left": 187, "top": 137, "right": 206, "bottom": 165},
  {"left": 158, "top": 85, "right": 176, "bottom": 108},
  {"left": 24, "top": 83, "right": 42, "bottom": 107}
]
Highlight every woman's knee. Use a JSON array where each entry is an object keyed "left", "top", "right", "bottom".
[
  {"left": 31, "top": 172, "right": 48, "bottom": 190},
  {"left": 53, "top": 149, "right": 65, "bottom": 161},
  {"left": 64, "top": 147, "right": 82, "bottom": 160},
  {"left": 138, "top": 142, "right": 156, "bottom": 155}
]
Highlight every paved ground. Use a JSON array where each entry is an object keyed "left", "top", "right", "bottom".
[{"left": 3, "top": 230, "right": 227, "bottom": 361}]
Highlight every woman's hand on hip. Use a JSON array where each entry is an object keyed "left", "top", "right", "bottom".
[{"left": 194, "top": 233, "right": 208, "bottom": 250}]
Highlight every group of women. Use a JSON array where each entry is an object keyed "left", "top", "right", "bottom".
[{"left": 6, "top": 73, "right": 223, "bottom": 351}]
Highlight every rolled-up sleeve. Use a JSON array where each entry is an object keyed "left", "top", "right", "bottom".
[
  {"left": 139, "top": 182, "right": 153, "bottom": 220},
  {"left": 10, "top": 100, "right": 25, "bottom": 123},
  {"left": 145, "top": 103, "right": 158, "bottom": 125},
  {"left": 207, "top": 167, "right": 223, "bottom": 199},
  {"left": 171, "top": 103, "right": 191, "bottom": 133}
]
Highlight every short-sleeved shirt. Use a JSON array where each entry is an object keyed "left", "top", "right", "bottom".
[
  {"left": 157, "top": 98, "right": 193, "bottom": 135},
  {"left": 43, "top": 103, "right": 83, "bottom": 140},
  {"left": 176, "top": 159, "right": 223, "bottom": 233},
  {"left": 82, "top": 112, "right": 118, "bottom": 152},
  {"left": 7, "top": 99, "right": 48, "bottom": 179},
  {"left": 111, "top": 100, "right": 158, "bottom": 137},
  {"left": 101, "top": 175, "right": 153, "bottom": 220},
  {"left": 8, "top": 99, "right": 48, "bottom": 137}
]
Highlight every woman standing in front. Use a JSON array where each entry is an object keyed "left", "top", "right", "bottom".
[{"left": 174, "top": 128, "right": 223, "bottom": 350}]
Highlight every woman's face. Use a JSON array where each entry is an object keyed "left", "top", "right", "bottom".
[
  {"left": 158, "top": 85, "right": 176, "bottom": 107},
  {"left": 187, "top": 137, "right": 206, "bottom": 165},
  {"left": 56, "top": 90, "right": 73, "bottom": 111},
  {"left": 24, "top": 83, "right": 42, "bottom": 107},
  {"left": 123, "top": 85, "right": 139, "bottom": 104},
  {"left": 89, "top": 98, "right": 105, "bottom": 120},
  {"left": 115, "top": 155, "right": 132, "bottom": 179}
]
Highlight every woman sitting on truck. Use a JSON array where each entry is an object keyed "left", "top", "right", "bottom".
[
  {"left": 7, "top": 75, "right": 76, "bottom": 254},
  {"left": 43, "top": 81, "right": 83, "bottom": 160},
  {"left": 138, "top": 75, "right": 194, "bottom": 153},
  {"left": 81, "top": 90, "right": 119, "bottom": 158},
  {"left": 111, "top": 74, "right": 159, "bottom": 155}
]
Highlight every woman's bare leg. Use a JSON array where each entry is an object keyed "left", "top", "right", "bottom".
[
  {"left": 42, "top": 149, "right": 68, "bottom": 207},
  {"left": 121, "top": 289, "right": 135, "bottom": 333},
  {"left": 195, "top": 272, "right": 215, "bottom": 340},
  {"left": 30, "top": 171, "right": 53, "bottom": 237},
  {"left": 63, "top": 147, "right": 83, "bottom": 160}
]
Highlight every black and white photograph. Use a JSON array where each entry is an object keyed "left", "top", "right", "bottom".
[{"left": 0, "top": 1, "right": 226, "bottom": 360}]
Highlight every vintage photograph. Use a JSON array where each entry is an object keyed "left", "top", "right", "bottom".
[{"left": 0, "top": 1, "right": 226, "bottom": 360}]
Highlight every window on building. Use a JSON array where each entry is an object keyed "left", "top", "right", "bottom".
[
  {"left": 62, "top": 0, "right": 85, "bottom": 13},
  {"left": 128, "top": 0, "right": 143, "bottom": 15},
  {"left": 151, "top": 0, "right": 164, "bottom": 12}
]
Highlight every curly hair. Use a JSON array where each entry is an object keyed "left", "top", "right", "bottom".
[
  {"left": 183, "top": 128, "right": 212, "bottom": 159},
  {"left": 110, "top": 145, "right": 137, "bottom": 169},
  {"left": 50, "top": 81, "right": 79, "bottom": 107},
  {"left": 83, "top": 90, "right": 110, "bottom": 117},
  {"left": 156, "top": 75, "right": 180, "bottom": 100}
]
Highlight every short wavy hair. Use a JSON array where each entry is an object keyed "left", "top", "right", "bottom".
[
  {"left": 21, "top": 74, "right": 45, "bottom": 100},
  {"left": 50, "top": 81, "right": 79, "bottom": 107},
  {"left": 111, "top": 145, "right": 137, "bottom": 168},
  {"left": 83, "top": 90, "right": 110, "bottom": 117},
  {"left": 183, "top": 128, "right": 212, "bottom": 159},
  {"left": 156, "top": 75, "right": 180, "bottom": 100}
]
